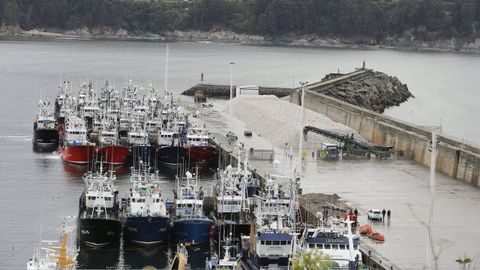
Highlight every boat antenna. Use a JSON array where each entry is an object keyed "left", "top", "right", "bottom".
[{"left": 164, "top": 44, "right": 169, "bottom": 92}]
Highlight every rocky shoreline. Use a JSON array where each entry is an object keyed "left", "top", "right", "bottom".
[
  {"left": 318, "top": 71, "right": 413, "bottom": 113},
  {"left": 2, "top": 25, "right": 480, "bottom": 54},
  {"left": 184, "top": 69, "right": 412, "bottom": 113}
]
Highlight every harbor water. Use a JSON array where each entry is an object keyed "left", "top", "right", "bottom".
[{"left": 1, "top": 40, "right": 480, "bottom": 269}]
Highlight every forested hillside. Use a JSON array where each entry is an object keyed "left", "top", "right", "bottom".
[{"left": 1, "top": 0, "right": 480, "bottom": 41}]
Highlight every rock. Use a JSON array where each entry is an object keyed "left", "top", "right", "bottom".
[{"left": 319, "top": 70, "right": 413, "bottom": 113}]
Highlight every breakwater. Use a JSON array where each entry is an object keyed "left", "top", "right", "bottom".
[
  {"left": 182, "top": 83, "right": 293, "bottom": 98},
  {"left": 306, "top": 68, "right": 412, "bottom": 113},
  {"left": 291, "top": 90, "right": 480, "bottom": 187}
]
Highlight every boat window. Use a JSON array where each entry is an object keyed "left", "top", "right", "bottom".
[
  {"left": 281, "top": 241, "right": 286, "bottom": 245},
  {"left": 187, "top": 204, "right": 192, "bottom": 208},
  {"left": 132, "top": 199, "right": 136, "bottom": 202},
  {"left": 332, "top": 245, "right": 338, "bottom": 250},
  {"left": 324, "top": 244, "right": 331, "bottom": 249},
  {"left": 339, "top": 245, "right": 346, "bottom": 250},
  {"left": 266, "top": 241, "right": 272, "bottom": 245},
  {"left": 261, "top": 241, "right": 265, "bottom": 245},
  {"left": 354, "top": 245, "right": 358, "bottom": 250},
  {"left": 272, "top": 241, "right": 279, "bottom": 245},
  {"left": 316, "top": 244, "right": 323, "bottom": 249},
  {"left": 309, "top": 244, "right": 315, "bottom": 248}
]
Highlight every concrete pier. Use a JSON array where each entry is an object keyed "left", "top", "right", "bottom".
[{"left": 184, "top": 96, "right": 480, "bottom": 270}]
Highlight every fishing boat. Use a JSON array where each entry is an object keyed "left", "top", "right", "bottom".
[
  {"left": 214, "top": 152, "right": 254, "bottom": 241},
  {"left": 123, "top": 165, "right": 170, "bottom": 246},
  {"left": 33, "top": 100, "right": 58, "bottom": 151},
  {"left": 97, "top": 124, "right": 129, "bottom": 166},
  {"left": 54, "top": 82, "right": 70, "bottom": 126},
  {"left": 128, "top": 124, "right": 156, "bottom": 166},
  {"left": 156, "top": 125, "right": 188, "bottom": 167},
  {"left": 248, "top": 176, "right": 297, "bottom": 269},
  {"left": 300, "top": 218, "right": 363, "bottom": 268},
  {"left": 58, "top": 115, "right": 96, "bottom": 165},
  {"left": 27, "top": 216, "right": 76, "bottom": 270},
  {"left": 173, "top": 171, "right": 214, "bottom": 245},
  {"left": 206, "top": 238, "right": 241, "bottom": 270},
  {"left": 77, "top": 168, "right": 122, "bottom": 248},
  {"left": 186, "top": 125, "right": 218, "bottom": 165}
]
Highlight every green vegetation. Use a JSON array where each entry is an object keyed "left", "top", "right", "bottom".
[
  {"left": 292, "top": 249, "right": 337, "bottom": 270},
  {"left": 1, "top": 0, "right": 480, "bottom": 40}
]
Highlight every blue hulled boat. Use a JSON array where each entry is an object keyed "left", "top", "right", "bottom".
[
  {"left": 173, "top": 171, "right": 214, "bottom": 245},
  {"left": 123, "top": 165, "right": 170, "bottom": 246}
]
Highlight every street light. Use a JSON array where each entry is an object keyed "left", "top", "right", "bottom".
[
  {"left": 297, "top": 81, "right": 308, "bottom": 173},
  {"left": 425, "top": 125, "right": 442, "bottom": 270},
  {"left": 229, "top": 62, "right": 235, "bottom": 100}
]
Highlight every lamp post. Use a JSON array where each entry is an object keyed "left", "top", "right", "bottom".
[
  {"left": 229, "top": 62, "right": 235, "bottom": 100},
  {"left": 425, "top": 125, "right": 442, "bottom": 270},
  {"left": 297, "top": 81, "right": 308, "bottom": 173}
]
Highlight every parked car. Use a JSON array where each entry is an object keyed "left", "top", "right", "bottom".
[
  {"left": 367, "top": 209, "right": 383, "bottom": 221},
  {"left": 244, "top": 130, "right": 253, "bottom": 137}
]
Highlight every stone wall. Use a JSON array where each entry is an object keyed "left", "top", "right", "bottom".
[{"left": 291, "top": 90, "right": 480, "bottom": 187}]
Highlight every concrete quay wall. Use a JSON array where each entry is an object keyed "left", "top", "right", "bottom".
[{"left": 291, "top": 90, "right": 480, "bottom": 187}]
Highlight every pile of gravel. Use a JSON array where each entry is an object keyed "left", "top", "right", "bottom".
[{"left": 219, "top": 95, "right": 366, "bottom": 152}]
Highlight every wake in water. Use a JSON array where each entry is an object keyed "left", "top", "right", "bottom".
[
  {"left": 41, "top": 153, "right": 61, "bottom": 160},
  {"left": 0, "top": 135, "right": 31, "bottom": 141}
]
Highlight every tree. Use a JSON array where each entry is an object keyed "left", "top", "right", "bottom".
[
  {"left": 3, "top": 0, "right": 22, "bottom": 25},
  {"left": 456, "top": 256, "right": 472, "bottom": 270},
  {"left": 452, "top": 0, "right": 476, "bottom": 35}
]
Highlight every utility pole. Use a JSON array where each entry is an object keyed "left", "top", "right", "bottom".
[
  {"left": 297, "top": 81, "right": 308, "bottom": 173},
  {"left": 425, "top": 126, "right": 442, "bottom": 270}
]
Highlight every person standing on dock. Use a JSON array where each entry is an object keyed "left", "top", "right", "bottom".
[
  {"left": 382, "top": 209, "right": 386, "bottom": 221},
  {"left": 387, "top": 209, "right": 391, "bottom": 219}
]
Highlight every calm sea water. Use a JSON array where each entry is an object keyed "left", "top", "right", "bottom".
[{"left": 0, "top": 40, "right": 479, "bottom": 269}]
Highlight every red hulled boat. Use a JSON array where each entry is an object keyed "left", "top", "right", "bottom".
[
  {"left": 59, "top": 115, "right": 96, "bottom": 165},
  {"left": 97, "top": 124, "right": 129, "bottom": 166},
  {"left": 97, "top": 145, "right": 129, "bottom": 166},
  {"left": 187, "top": 145, "right": 218, "bottom": 163},
  {"left": 185, "top": 126, "right": 218, "bottom": 164},
  {"left": 59, "top": 144, "right": 96, "bottom": 165}
]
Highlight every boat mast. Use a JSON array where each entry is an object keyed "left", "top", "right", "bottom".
[{"left": 164, "top": 44, "right": 169, "bottom": 92}]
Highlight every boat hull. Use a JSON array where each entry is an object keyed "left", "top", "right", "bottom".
[
  {"left": 59, "top": 144, "right": 96, "bottom": 165},
  {"left": 157, "top": 146, "right": 187, "bottom": 166},
  {"left": 77, "top": 218, "right": 122, "bottom": 248},
  {"left": 187, "top": 145, "right": 218, "bottom": 164},
  {"left": 97, "top": 145, "right": 129, "bottom": 166},
  {"left": 124, "top": 216, "right": 170, "bottom": 246},
  {"left": 130, "top": 145, "right": 157, "bottom": 166},
  {"left": 33, "top": 128, "right": 58, "bottom": 151},
  {"left": 216, "top": 221, "right": 251, "bottom": 241},
  {"left": 255, "top": 255, "right": 290, "bottom": 268},
  {"left": 174, "top": 217, "right": 214, "bottom": 245}
]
